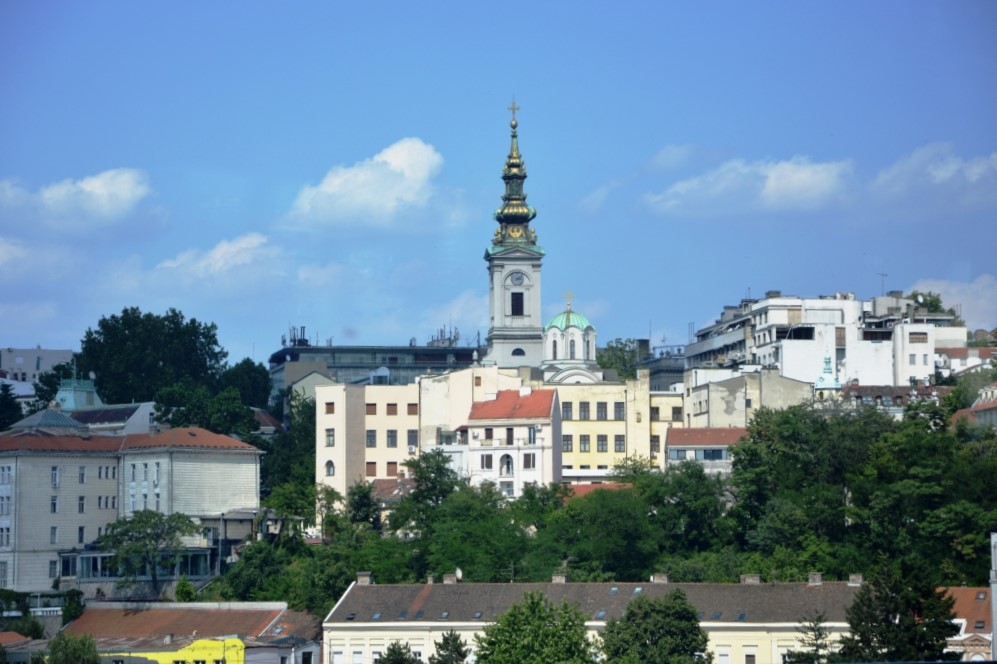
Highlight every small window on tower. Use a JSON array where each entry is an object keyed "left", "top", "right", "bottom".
[{"left": 511, "top": 292, "right": 524, "bottom": 316}]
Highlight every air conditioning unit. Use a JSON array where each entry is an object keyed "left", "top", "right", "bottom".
[
  {"left": 535, "top": 424, "right": 543, "bottom": 431},
  {"left": 407, "top": 445, "right": 417, "bottom": 455}
]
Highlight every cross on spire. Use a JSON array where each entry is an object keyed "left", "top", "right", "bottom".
[
  {"left": 508, "top": 99, "right": 520, "bottom": 123},
  {"left": 563, "top": 289, "right": 574, "bottom": 311}
]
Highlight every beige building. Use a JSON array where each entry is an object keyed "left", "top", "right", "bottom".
[
  {"left": 684, "top": 368, "right": 813, "bottom": 428},
  {"left": 324, "top": 574, "right": 861, "bottom": 664}
]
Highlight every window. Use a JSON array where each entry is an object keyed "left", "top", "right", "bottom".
[
  {"left": 562, "top": 435, "right": 573, "bottom": 452},
  {"left": 745, "top": 655, "right": 756, "bottom": 664},
  {"left": 78, "top": 526, "right": 85, "bottom": 544},
  {"left": 562, "top": 402, "right": 572, "bottom": 420},
  {"left": 387, "top": 403, "right": 398, "bottom": 415},
  {"left": 142, "top": 493, "right": 148, "bottom": 510},
  {"left": 570, "top": 339, "right": 576, "bottom": 359},
  {"left": 909, "top": 331, "right": 928, "bottom": 343},
  {"left": 500, "top": 481, "right": 514, "bottom": 498},
  {"left": 112, "top": 465, "right": 116, "bottom": 479},
  {"left": 923, "top": 353, "right": 928, "bottom": 365},
  {"left": 745, "top": 398, "right": 752, "bottom": 408},
  {"left": 154, "top": 462, "right": 160, "bottom": 483},
  {"left": 484, "top": 427, "right": 494, "bottom": 442},
  {"left": 909, "top": 353, "right": 916, "bottom": 366},
  {"left": 0, "top": 466, "right": 10, "bottom": 484},
  {"left": 672, "top": 406, "right": 683, "bottom": 421},
  {"left": 597, "top": 435, "right": 608, "bottom": 453},
  {"left": 528, "top": 426, "right": 536, "bottom": 445},
  {"left": 579, "top": 402, "right": 590, "bottom": 420},
  {"left": 50, "top": 527, "right": 58, "bottom": 544},
  {"left": 366, "top": 430, "right": 376, "bottom": 448},
  {"left": 0, "top": 561, "right": 6, "bottom": 588},
  {"left": 580, "top": 435, "right": 591, "bottom": 453},
  {"left": 524, "top": 453, "right": 536, "bottom": 470},
  {"left": 131, "top": 463, "right": 136, "bottom": 481},
  {"left": 325, "top": 401, "right": 335, "bottom": 414},
  {"left": 112, "top": 496, "right": 117, "bottom": 509},
  {"left": 325, "top": 428, "right": 335, "bottom": 447},
  {"left": 408, "top": 429, "right": 418, "bottom": 447},
  {"left": 51, "top": 466, "right": 59, "bottom": 487},
  {"left": 0, "top": 527, "right": 9, "bottom": 547},
  {"left": 0, "top": 496, "right": 9, "bottom": 516},
  {"left": 49, "top": 560, "right": 58, "bottom": 579},
  {"left": 78, "top": 495, "right": 85, "bottom": 513},
  {"left": 366, "top": 403, "right": 376, "bottom": 415},
  {"left": 408, "top": 403, "right": 418, "bottom": 415},
  {"left": 387, "top": 430, "right": 398, "bottom": 448},
  {"left": 325, "top": 461, "right": 335, "bottom": 477},
  {"left": 365, "top": 461, "right": 377, "bottom": 477},
  {"left": 596, "top": 402, "right": 607, "bottom": 420},
  {"left": 552, "top": 339, "right": 557, "bottom": 360},
  {"left": 506, "top": 427, "right": 514, "bottom": 445},
  {"left": 387, "top": 461, "right": 398, "bottom": 476},
  {"left": 475, "top": 375, "right": 482, "bottom": 386},
  {"left": 650, "top": 406, "right": 660, "bottom": 421},
  {"left": 143, "top": 462, "right": 148, "bottom": 481},
  {"left": 481, "top": 454, "right": 493, "bottom": 470},
  {"left": 511, "top": 292, "right": 524, "bottom": 316},
  {"left": 51, "top": 496, "right": 58, "bottom": 513},
  {"left": 650, "top": 435, "right": 660, "bottom": 454},
  {"left": 130, "top": 495, "right": 135, "bottom": 512},
  {"left": 79, "top": 465, "right": 86, "bottom": 484},
  {"left": 615, "top": 435, "right": 626, "bottom": 453},
  {"left": 614, "top": 402, "right": 625, "bottom": 420}
]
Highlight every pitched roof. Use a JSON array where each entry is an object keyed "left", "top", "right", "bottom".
[
  {"left": 0, "top": 632, "right": 30, "bottom": 646},
  {"left": 6, "top": 407, "right": 87, "bottom": 433},
  {"left": 124, "top": 427, "right": 261, "bottom": 451},
  {"left": 568, "top": 482, "right": 630, "bottom": 499},
  {"left": 69, "top": 404, "right": 142, "bottom": 425},
  {"left": 666, "top": 428, "right": 747, "bottom": 447},
  {"left": 0, "top": 434, "right": 124, "bottom": 454},
  {"left": 468, "top": 389, "right": 555, "bottom": 421},
  {"left": 67, "top": 601, "right": 319, "bottom": 641},
  {"left": 945, "top": 587, "right": 991, "bottom": 634},
  {"left": 371, "top": 477, "right": 416, "bottom": 504},
  {"left": 326, "top": 581, "right": 860, "bottom": 626}
]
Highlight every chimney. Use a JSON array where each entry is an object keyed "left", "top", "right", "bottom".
[
  {"left": 552, "top": 572, "right": 568, "bottom": 584},
  {"left": 808, "top": 572, "right": 823, "bottom": 586},
  {"left": 356, "top": 571, "right": 373, "bottom": 585},
  {"left": 427, "top": 575, "right": 434, "bottom": 584},
  {"left": 848, "top": 573, "right": 863, "bottom": 586},
  {"left": 443, "top": 573, "right": 458, "bottom": 584},
  {"left": 740, "top": 574, "right": 761, "bottom": 585},
  {"left": 651, "top": 574, "right": 669, "bottom": 584}
]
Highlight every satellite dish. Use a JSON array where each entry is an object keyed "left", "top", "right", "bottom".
[
  {"left": 455, "top": 567, "right": 463, "bottom": 581},
  {"left": 916, "top": 294, "right": 924, "bottom": 304},
  {"left": 88, "top": 371, "right": 96, "bottom": 380}
]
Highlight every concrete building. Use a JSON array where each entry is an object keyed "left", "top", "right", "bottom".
[
  {"left": 664, "top": 427, "right": 748, "bottom": 476},
  {"left": 0, "top": 347, "right": 73, "bottom": 384},
  {"left": 684, "top": 368, "right": 813, "bottom": 428}
]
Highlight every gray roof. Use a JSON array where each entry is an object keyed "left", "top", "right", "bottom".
[
  {"left": 7, "top": 407, "right": 87, "bottom": 433},
  {"left": 326, "top": 581, "right": 860, "bottom": 626}
]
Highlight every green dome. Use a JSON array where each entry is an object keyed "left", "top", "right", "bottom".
[{"left": 545, "top": 308, "right": 594, "bottom": 332}]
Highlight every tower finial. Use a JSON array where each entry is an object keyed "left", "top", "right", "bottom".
[
  {"left": 508, "top": 99, "right": 519, "bottom": 125},
  {"left": 493, "top": 100, "right": 537, "bottom": 229}
]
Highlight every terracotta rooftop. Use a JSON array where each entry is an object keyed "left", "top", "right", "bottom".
[
  {"left": 0, "top": 632, "right": 30, "bottom": 646},
  {"left": 123, "top": 427, "right": 261, "bottom": 451},
  {"left": 468, "top": 389, "right": 555, "bottom": 421},
  {"left": 371, "top": 477, "right": 416, "bottom": 504},
  {"left": 568, "top": 482, "right": 631, "bottom": 499},
  {"left": 946, "top": 587, "right": 991, "bottom": 634},
  {"left": 0, "top": 427, "right": 259, "bottom": 454},
  {"left": 666, "top": 428, "right": 747, "bottom": 447}
]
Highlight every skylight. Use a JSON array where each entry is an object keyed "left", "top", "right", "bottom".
[{"left": 595, "top": 609, "right": 607, "bottom": 620}]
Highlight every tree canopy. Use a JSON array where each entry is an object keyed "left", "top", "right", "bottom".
[
  {"left": 99, "top": 510, "right": 199, "bottom": 595},
  {"left": 0, "top": 384, "right": 22, "bottom": 431},
  {"left": 46, "top": 632, "right": 100, "bottom": 664},
  {"left": 601, "top": 589, "right": 713, "bottom": 664},
  {"left": 474, "top": 591, "right": 597, "bottom": 664},
  {"left": 597, "top": 337, "right": 640, "bottom": 380},
  {"left": 77, "top": 306, "right": 228, "bottom": 403}
]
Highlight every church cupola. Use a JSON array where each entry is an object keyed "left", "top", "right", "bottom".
[{"left": 492, "top": 101, "right": 538, "bottom": 246}]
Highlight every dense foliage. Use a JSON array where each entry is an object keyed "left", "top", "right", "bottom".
[
  {"left": 46, "top": 631, "right": 100, "bottom": 664},
  {"left": 596, "top": 337, "right": 640, "bottom": 380},
  {"left": 474, "top": 591, "right": 597, "bottom": 664},
  {"left": 0, "top": 384, "right": 21, "bottom": 431},
  {"left": 98, "top": 510, "right": 200, "bottom": 595},
  {"left": 601, "top": 589, "right": 713, "bottom": 663}
]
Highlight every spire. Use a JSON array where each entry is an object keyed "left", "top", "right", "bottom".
[{"left": 494, "top": 100, "right": 537, "bottom": 227}]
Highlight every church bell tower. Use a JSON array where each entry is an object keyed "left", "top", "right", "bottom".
[{"left": 484, "top": 103, "right": 545, "bottom": 368}]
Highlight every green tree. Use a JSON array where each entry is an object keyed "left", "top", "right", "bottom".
[
  {"left": 380, "top": 641, "right": 422, "bottom": 664},
  {"left": 220, "top": 357, "right": 272, "bottom": 409},
  {"left": 390, "top": 448, "right": 462, "bottom": 535},
  {"left": 154, "top": 381, "right": 256, "bottom": 435},
  {"left": 28, "top": 361, "right": 72, "bottom": 412},
  {"left": 77, "top": 306, "right": 227, "bottom": 403},
  {"left": 430, "top": 630, "right": 469, "bottom": 664},
  {"left": 837, "top": 560, "right": 959, "bottom": 662},
  {"left": 46, "top": 631, "right": 100, "bottom": 664},
  {"left": 597, "top": 337, "right": 640, "bottom": 380},
  {"left": 475, "top": 591, "right": 597, "bottom": 664},
  {"left": 601, "top": 590, "right": 713, "bottom": 664},
  {"left": 258, "top": 393, "right": 315, "bottom": 499},
  {"left": 347, "top": 481, "right": 382, "bottom": 533},
  {"left": 99, "top": 510, "right": 200, "bottom": 595},
  {"left": 784, "top": 610, "right": 835, "bottom": 664},
  {"left": 0, "top": 383, "right": 22, "bottom": 431},
  {"left": 175, "top": 575, "right": 197, "bottom": 602}
]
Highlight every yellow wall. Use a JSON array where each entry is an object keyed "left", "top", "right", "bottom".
[{"left": 107, "top": 637, "right": 245, "bottom": 664}]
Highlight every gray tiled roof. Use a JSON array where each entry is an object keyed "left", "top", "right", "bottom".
[{"left": 326, "top": 581, "right": 860, "bottom": 626}]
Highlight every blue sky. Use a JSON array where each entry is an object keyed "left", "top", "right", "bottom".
[{"left": 2, "top": 2, "right": 996, "bottom": 363}]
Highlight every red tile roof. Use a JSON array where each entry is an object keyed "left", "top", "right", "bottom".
[
  {"left": 0, "top": 427, "right": 259, "bottom": 454},
  {"left": 123, "top": 428, "right": 260, "bottom": 451},
  {"left": 469, "top": 389, "right": 555, "bottom": 421},
  {"left": 0, "top": 434, "right": 124, "bottom": 454},
  {"left": 666, "top": 428, "right": 747, "bottom": 447},
  {"left": 0, "top": 632, "right": 29, "bottom": 646},
  {"left": 946, "top": 587, "right": 991, "bottom": 634},
  {"left": 568, "top": 482, "right": 631, "bottom": 499},
  {"left": 66, "top": 602, "right": 318, "bottom": 640}
]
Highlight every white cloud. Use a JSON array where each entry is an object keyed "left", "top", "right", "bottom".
[
  {"left": 644, "top": 156, "right": 852, "bottom": 215},
  {"left": 157, "top": 233, "right": 275, "bottom": 278},
  {"left": 872, "top": 143, "right": 997, "bottom": 205},
  {"left": 0, "top": 169, "right": 152, "bottom": 229},
  {"left": 909, "top": 274, "right": 997, "bottom": 331},
  {"left": 650, "top": 144, "right": 694, "bottom": 171},
  {"left": 297, "top": 261, "right": 348, "bottom": 287},
  {"left": 578, "top": 180, "right": 622, "bottom": 212},
  {"left": 421, "top": 289, "right": 489, "bottom": 333},
  {"left": 287, "top": 137, "right": 444, "bottom": 226},
  {"left": 0, "top": 237, "right": 26, "bottom": 267}
]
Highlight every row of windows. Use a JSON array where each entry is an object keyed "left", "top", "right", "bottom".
[
  {"left": 324, "top": 402, "right": 420, "bottom": 416},
  {"left": 49, "top": 525, "right": 90, "bottom": 546},
  {"left": 361, "top": 429, "right": 419, "bottom": 448},
  {"left": 479, "top": 452, "right": 537, "bottom": 473},
  {"left": 669, "top": 448, "right": 729, "bottom": 461},
  {"left": 561, "top": 401, "right": 625, "bottom": 421},
  {"left": 649, "top": 406, "right": 684, "bottom": 421},
  {"left": 49, "top": 464, "right": 122, "bottom": 487},
  {"left": 561, "top": 435, "right": 626, "bottom": 453},
  {"left": 480, "top": 427, "right": 538, "bottom": 445}
]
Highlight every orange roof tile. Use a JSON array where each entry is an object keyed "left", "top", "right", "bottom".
[
  {"left": 469, "top": 390, "right": 555, "bottom": 421},
  {"left": 568, "top": 482, "right": 631, "bottom": 499},
  {"left": 945, "top": 587, "right": 991, "bottom": 634},
  {"left": 0, "top": 632, "right": 29, "bottom": 646},
  {"left": 124, "top": 427, "right": 260, "bottom": 451},
  {"left": 666, "top": 428, "right": 747, "bottom": 447},
  {"left": 0, "top": 434, "right": 124, "bottom": 454}
]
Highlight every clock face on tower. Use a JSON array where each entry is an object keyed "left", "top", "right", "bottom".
[
  {"left": 508, "top": 225, "right": 524, "bottom": 239},
  {"left": 510, "top": 272, "right": 525, "bottom": 285}
]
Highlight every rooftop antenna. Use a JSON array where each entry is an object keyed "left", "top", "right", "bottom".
[{"left": 877, "top": 272, "right": 888, "bottom": 296}]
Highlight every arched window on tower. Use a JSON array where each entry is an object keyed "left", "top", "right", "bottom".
[
  {"left": 512, "top": 348, "right": 526, "bottom": 357},
  {"left": 552, "top": 340, "right": 557, "bottom": 360},
  {"left": 325, "top": 461, "right": 335, "bottom": 476},
  {"left": 585, "top": 338, "right": 591, "bottom": 360},
  {"left": 570, "top": 339, "right": 576, "bottom": 360},
  {"left": 500, "top": 454, "right": 514, "bottom": 477}
]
